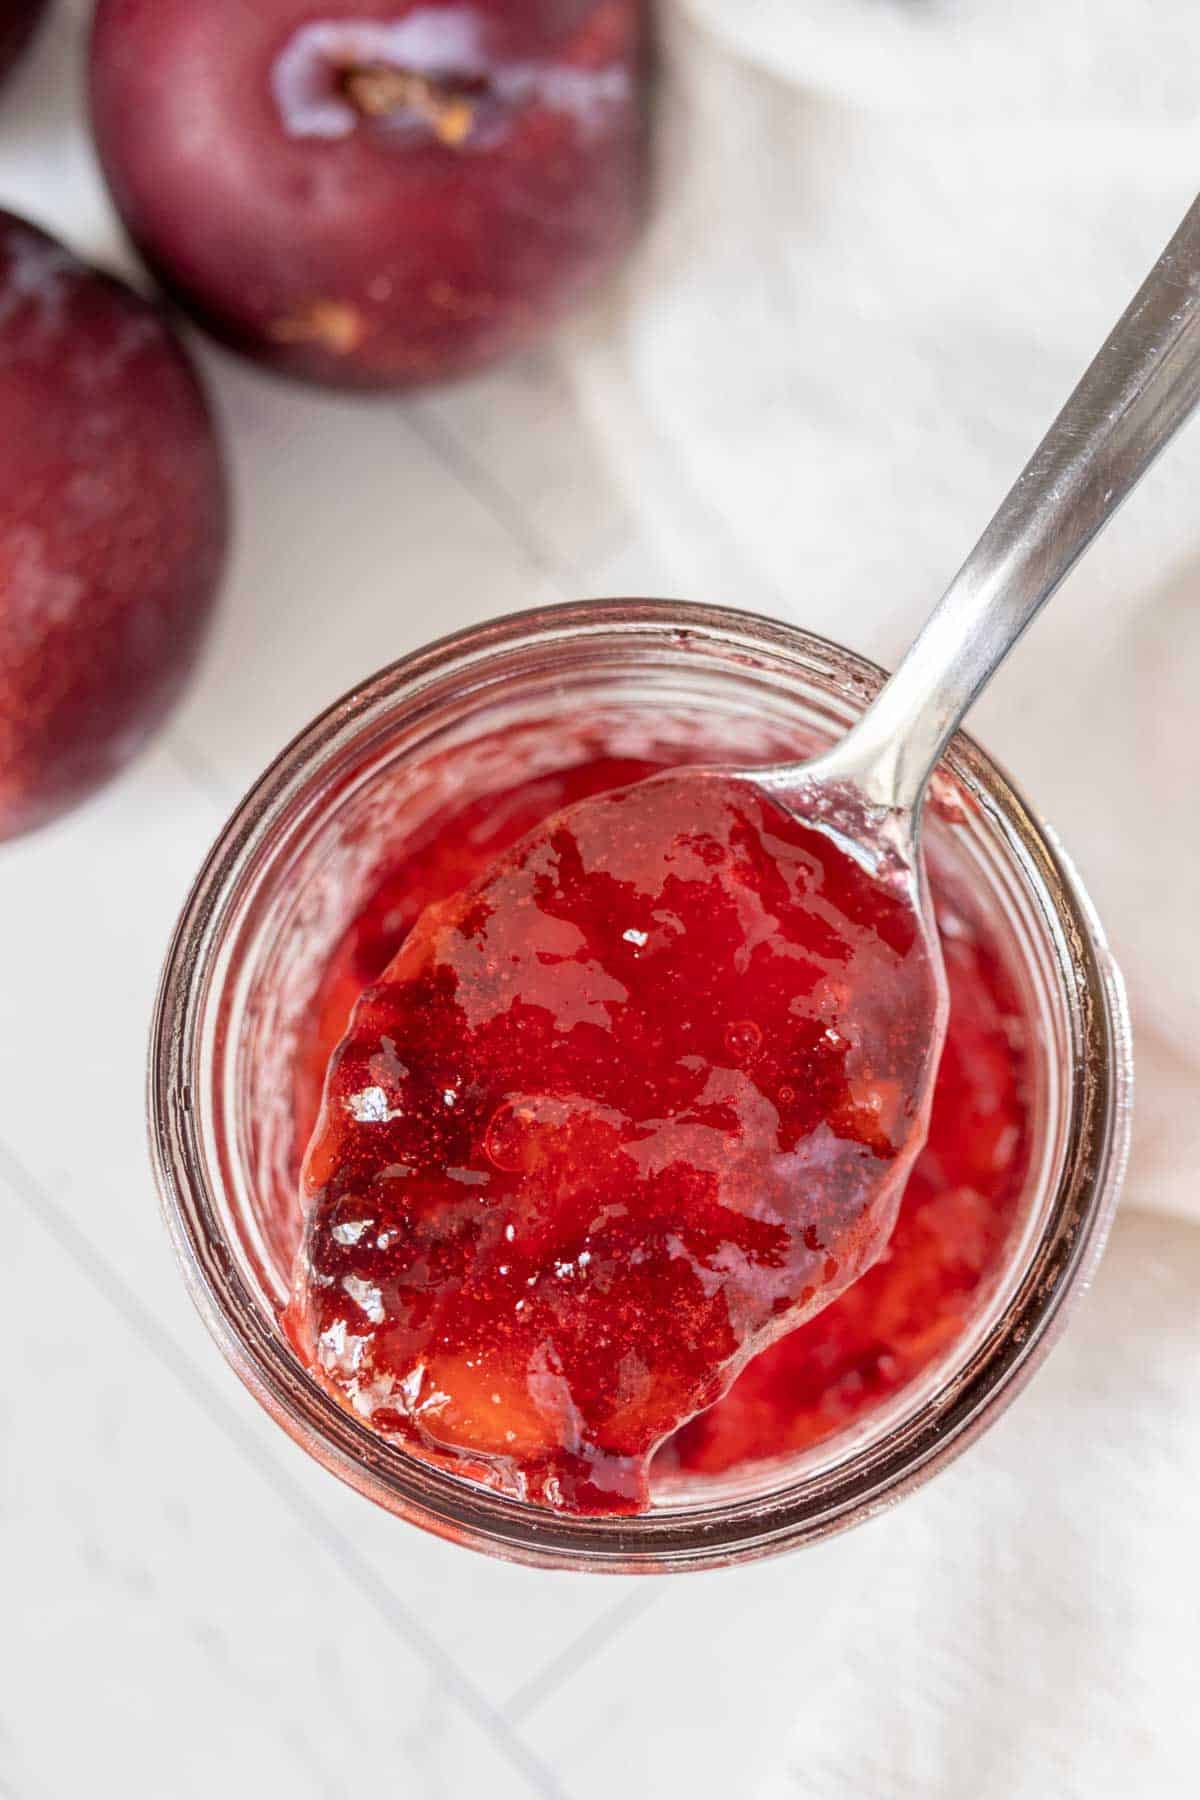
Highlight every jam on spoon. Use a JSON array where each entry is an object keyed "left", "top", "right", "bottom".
[
  {"left": 286, "top": 769, "right": 943, "bottom": 1510},
  {"left": 286, "top": 744, "right": 1031, "bottom": 1499},
  {"left": 290, "top": 193, "right": 1200, "bottom": 1512}
]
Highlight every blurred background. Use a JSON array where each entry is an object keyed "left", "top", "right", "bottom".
[{"left": 2, "top": 2, "right": 1198, "bottom": 1794}]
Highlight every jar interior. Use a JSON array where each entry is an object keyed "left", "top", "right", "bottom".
[{"left": 203, "top": 637, "right": 1069, "bottom": 1521}]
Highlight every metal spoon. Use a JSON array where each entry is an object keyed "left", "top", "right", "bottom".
[
  {"left": 721, "top": 190, "right": 1200, "bottom": 1255},
  {"left": 759, "top": 191, "right": 1200, "bottom": 859}
]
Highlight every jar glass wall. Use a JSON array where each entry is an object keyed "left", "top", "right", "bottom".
[{"left": 149, "top": 601, "right": 1131, "bottom": 1572}]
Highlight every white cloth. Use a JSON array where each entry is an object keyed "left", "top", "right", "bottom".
[
  {"left": 2, "top": 7, "right": 1197, "bottom": 1799},
  {"left": 566, "top": 0, "right": 1200, "bottom": 1225}
]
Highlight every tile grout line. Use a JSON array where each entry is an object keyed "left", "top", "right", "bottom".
[
  {"left": 0, "top": 1140, "right": 569, "bottom": 1800},
  {"left": 504, "top": 1585, "right": 664, "bottom": 1726},
  {"left": 164, "top": 731, "right": 239, "bottom": 815},
  {"left": 403, "top": 405, "right": 577, "bottom": 590},
  {"left": 160, "top": 506, "right": 650, "bottom": 838},
  {"left": 396, "top": 393, "right": 791, "bottom": 628}
]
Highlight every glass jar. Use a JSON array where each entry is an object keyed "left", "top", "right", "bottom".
[{"left": 149, "top": 600, "right": 1132, "bottom": 1572}]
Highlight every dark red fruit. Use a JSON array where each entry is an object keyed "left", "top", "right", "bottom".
[
  {"left": 89, "top": 0, "right": 647, "bottom": 389},
  {"left": 0, "top": 0, "right": 48, "bottom": 87},
  {"left": 0, "top": 212, "right": 227, "bottom": 840}
]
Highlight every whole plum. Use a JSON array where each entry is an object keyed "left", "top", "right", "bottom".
[
  {"left": 90, "top": 0, "right": 647, "bottom": 389},
  {"left": 0, "top": 212, "right": 227, "bottom": 840}
]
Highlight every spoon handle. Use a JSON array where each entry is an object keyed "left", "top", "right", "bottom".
[{"left": 817, "top": 191, "right": 1200, "bottom": 815}]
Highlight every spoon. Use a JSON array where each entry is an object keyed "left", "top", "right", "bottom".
[
  {"left": 760, "top": 191, "right": 1200, "bottom": 861},
  {"left": 691, "top": 190, "right": 1200, "bottom": 1263},
  {"left": 292, "top": 197, "right": 1200, "bottom": 1511}
]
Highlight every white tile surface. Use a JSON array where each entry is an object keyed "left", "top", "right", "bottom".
[
  {"left": 165, "top": 352, "right": 570, "bottom": 800},
  {"left": 3, "top": 1180, "right": 544, "bottom": 1800},
  {"left": 3, "top": 6, "right": 1199, "bottom": 1799}
]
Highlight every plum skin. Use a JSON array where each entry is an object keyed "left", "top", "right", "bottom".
[
  {"left": 0, "top": 0, "right": 48, "bottom": 87},
  {"left": 0, "top": 211, "right": 228, "bottom": 841},
  {"left": 88, "top": 0, "right": 648, "bottom": 390}
]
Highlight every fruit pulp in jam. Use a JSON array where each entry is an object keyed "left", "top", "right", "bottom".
[{"left": 285, "top": 750, "right": 1028, "bottom": 1513}]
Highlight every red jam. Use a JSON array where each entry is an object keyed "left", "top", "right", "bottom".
[
  {"left": 659, "top": 909, "right": 1028, "bottom": 1478},
  {"left": 286, "top": 751, "right": 1028, "bottom": 1513}
]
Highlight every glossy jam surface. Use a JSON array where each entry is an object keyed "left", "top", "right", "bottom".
[
  {"left": 286, "top": 758, "right": 947, "bottom": 1511},
  {"left": 659, "top": 910, "right": 1028, "bottom": 1478}
]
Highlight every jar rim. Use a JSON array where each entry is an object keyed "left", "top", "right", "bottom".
[{"left": 149, "top": 599, "right": 1132, "bottom": 1572}]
